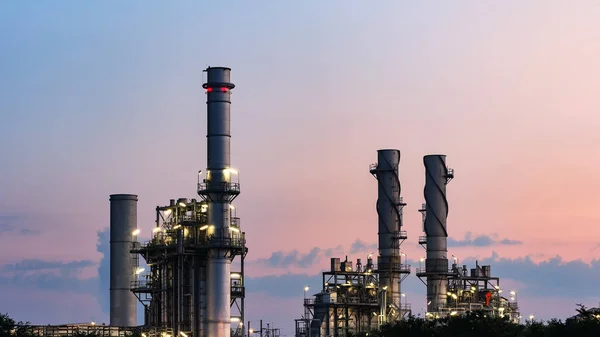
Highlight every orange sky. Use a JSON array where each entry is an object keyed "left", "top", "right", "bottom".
[{"left": 1, "top": 0, "right": 600, "bottom": 333}]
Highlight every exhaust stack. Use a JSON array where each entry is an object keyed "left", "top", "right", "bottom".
[
  {"left": 422, "top": 155, "right": 453, "bottom": 312},
  {"left": 199, "top": 67, "right": 240, "bottom": 337},
  {"left": 369, "top": 149, "right": 410, "bottom": 322},
  {"left": 109, "top": 194, "right": 138, "bottom": 327}
]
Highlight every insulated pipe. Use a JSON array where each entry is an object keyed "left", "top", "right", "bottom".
[
  {"left": 423, "top": 155, "right": 451, "bottom": 312},
  {"left": 109, "top": 194, "right": 138, "bottom": 327},
  {"left": 202, "top": 67, "right": 236, "bottom": 337},
  {"left": 371, "top": 149, "right": 403, "bottom": 321}
]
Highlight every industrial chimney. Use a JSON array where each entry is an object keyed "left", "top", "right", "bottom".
[
  {"left": 369, "top": 149, "right": 410, "bottom": 322},
  {"left": 421, "top": 155, "right": 453, "bottom": 313},
  {"left": 109, "top": 194, "right": 138, "bottom": 327},
  {"left": 198, "top": 67, "right": 240, "bottom": 337}
]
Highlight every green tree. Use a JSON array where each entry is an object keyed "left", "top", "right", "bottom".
[
  {"left": 14, "top": 320, "right": 34, "bottom": 337},
  {"left": 0, "top": 313, "right": 16, "bottom": 336},
  {"left": 375, "top": 305, "right": 600, "bottom": 337}
]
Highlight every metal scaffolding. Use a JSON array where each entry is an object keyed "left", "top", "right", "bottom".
[
  {"left": 9, "top": 324, "right": 143, "bottom": 337},
  {"left": 249, "top": 321, "right": 281, "bottom": 337},
  {"left": 130, "top": 198, "right": 247, "bottom": 337},
  {"left": 297, "top": 256, "right": 411, "bottom": 337},
  {"left": 416, "top": 258, "right": 520, "bottom": 322}
]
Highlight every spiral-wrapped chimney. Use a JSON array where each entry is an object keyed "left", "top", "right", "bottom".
[
  {"left": 423, "top": 155, "right": 453, "bottom": 313},
  {"left": 369, "top": 149, "right": 408, "bottom": 322}
]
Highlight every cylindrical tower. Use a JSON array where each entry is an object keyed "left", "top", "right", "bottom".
[
  {"left": 369, "top": 149, "right": 407, "bottom": 322},
  {"left": 199, "top": 67, "right": 239, "bottom": 337},
  {"left": 423, "top": 155, "right": 452, "bottom": 313},
  {"left": 109, "top": 194, "right": 138, "bottom": 327}
]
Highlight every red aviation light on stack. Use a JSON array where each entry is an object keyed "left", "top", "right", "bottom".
[
  {"left": 204, "top": 87, "right": 229, "bottom": 93},
  {"left": 202, "top": 67, "right": 236, "bottom": 96}
]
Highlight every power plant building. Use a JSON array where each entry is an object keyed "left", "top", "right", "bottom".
[
  {"left": 9, "top": 66, "right": 522, "bottom": 337},
  {"left": 121, "top": 67, "right": 247, "bottom": 337},
  {"left": 295, "top": 150, "right": 412, "bottom": 337},
  {"left": 416, "top": 155, "right": 520, "bottom": 321},
  {"left": 296, "top": 152, "right": 520, "bottom": 337}
]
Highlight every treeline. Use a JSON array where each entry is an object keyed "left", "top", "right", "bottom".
[
  {"left": 3, "top": 306, "right": 600, "bottom": 337},
  {"left": 365, "top": 306, "right": 600, "bottom": 337},
  {"left": 0, "top": 313, "right": 30, "bottom": 337}
]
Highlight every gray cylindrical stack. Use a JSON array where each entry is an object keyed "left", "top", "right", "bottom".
[
  {"left": 375, "top": 149, "right": 402, "bottom": 314},
  {"left": 203, "top": 67, "right": 236, "bottom": 337},
  {"left": 109, "top": 194, "right": 138, "bottom": 327},
  {"left": 423, "top": 155, "right": 450, "bottom": 312}
]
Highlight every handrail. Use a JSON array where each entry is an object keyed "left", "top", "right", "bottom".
[
  {"left": 134, "top": 234, "right": 247, "bottom": 252},
  {"left": 375, "top": 262, "right": 411, "bottom": 272},
  {"left": 197, "top": 182, "right": 240, "bottom": 194}
]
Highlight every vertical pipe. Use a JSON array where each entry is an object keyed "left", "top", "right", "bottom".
[
  {"left": 162, "top": 265, "right": 168, "bottom": 326},
  {"left": 423, "top": 155, "right": 451, "bottom": 312},
  {"left": 201, "top": 67, "right": 237, "bottom": 337},
  {"left": 182, "top": 256, "right": 192, "bottom": 333},
  {"left": 173, "top": 259, "right": 179, "bottom": 333},
  {"left": 168, "top": 264, "right": 173, "bottom": 328},
  {"left": 200, "top": 262, "right": 208, "bottom": 336},
  {"left": 193, "top": 257, "right": 201, "bottom": 336},
  {"left": 152, "top": 207, "right": 160, "bottom": 328},
  {"left": 371, "top": 150, "right": 402, "bottom": 320},
  {"left": 109, "top": 194, "right": 138, "bottom": 327},
  {"left": 241, "top": 247, "right": 246, "bottom": 337},
  {"left": 175, "top": 228, "right": 184, "bottom": 335}
]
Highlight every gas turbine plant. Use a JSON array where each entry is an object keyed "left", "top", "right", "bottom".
[
  {"left": 295, "top": 150, "right": 411, "bottom": 337},
  {"left": 110, "top": 67, "right": 247, "bottom": 337},
  {"left": 415, "top": 155, "right": 520, "bottom": 321},
  {"left": 295, "top": 152, "right": 520, "bottom": 337},
  {"left": 12, "top": 66, "right": 521, "bottom": 337}
]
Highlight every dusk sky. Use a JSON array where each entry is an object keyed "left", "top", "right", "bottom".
[{"left": 1, "top": 1, "right": 600, "bottom": 336}]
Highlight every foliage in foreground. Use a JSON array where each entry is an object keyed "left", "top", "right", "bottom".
[
  {"left": 362, "top": 306, "right": 600, "bottom": 337},
  {"left": 2, "top": 305, "right": 600, "bottom": 337}
]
